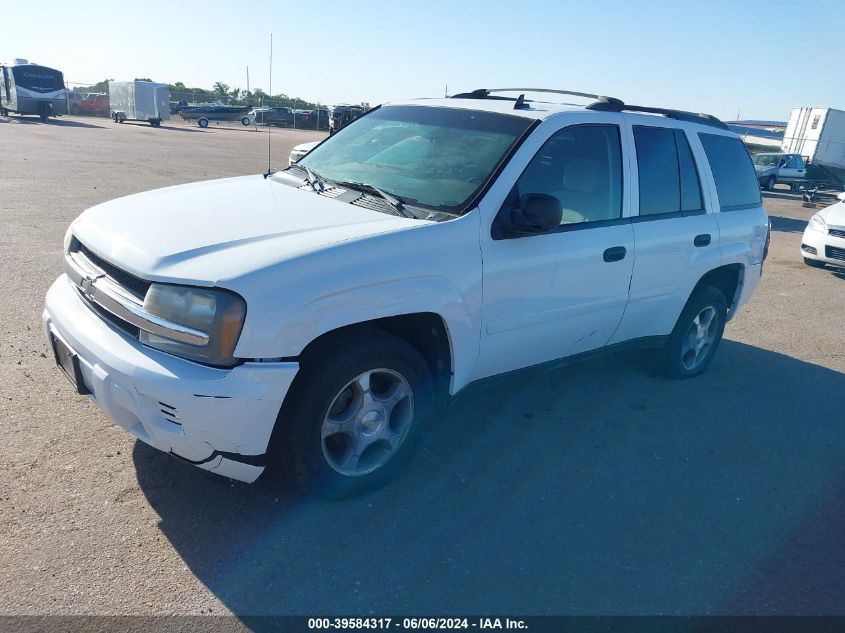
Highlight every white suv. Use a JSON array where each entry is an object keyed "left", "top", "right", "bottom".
[{"left": 43, "top": 89, "right": 769, "bottom": 496}]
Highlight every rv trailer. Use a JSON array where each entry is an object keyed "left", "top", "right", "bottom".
[{"left": 0, "top": 60, "right": 68, "bottom": 121}]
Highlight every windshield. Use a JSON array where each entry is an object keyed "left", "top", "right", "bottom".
[
  {"left": 752, "top": 154, "right": 783, "bottom": 167},
  {"left": 295, "top": 105, "right": 534, "bottom": 213},
  {"left": 12, "top": 65, "right": 64, "bottom": 92}
]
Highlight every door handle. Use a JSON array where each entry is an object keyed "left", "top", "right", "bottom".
[
  {"left": 603, "top": 246, "right": 627, "bottom": 262},
  {"left": 694, "top": 233, "right": 711, "bottom": 247}
]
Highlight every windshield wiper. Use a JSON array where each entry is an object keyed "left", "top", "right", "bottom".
[
  {"left": 337, "top": 181, "right": 416, "bottom": 219},
  {"left": 301, "top": 165, "right": 327, "bottom": 192}
]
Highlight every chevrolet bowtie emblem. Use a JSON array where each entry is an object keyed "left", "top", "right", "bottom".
[{"left": 80, "top": 274, "right": 97, "bottom": 296}]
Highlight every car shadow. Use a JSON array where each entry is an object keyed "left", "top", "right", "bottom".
[
  {"left": 134, "top": 341, "right": 845, "bottom": 619},
  {"left": 769, "top": 215, "right": 807, "bottom": 234},
  {"left": 42, "top": 118, "right": 107, "bottom": 129}
]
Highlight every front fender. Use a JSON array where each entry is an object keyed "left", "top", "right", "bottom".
[
  {"left": 283, "top": 276, "right": 477, "bottom": 392},
  {"left": 229, "top": 214, "right": 483, "bottom": 394}
]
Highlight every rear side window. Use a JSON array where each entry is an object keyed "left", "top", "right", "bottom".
[
  {"left": 699, "top": 134, "right": 761, "bottom": 211},
  {"left": 634, "top": 126, "right": 702, "bottom": 215}
]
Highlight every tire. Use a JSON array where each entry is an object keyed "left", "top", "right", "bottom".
[
  {"left": 197, "top": 117, "right": 209, "bottom": 128},
  {"left": 276, "top": 329, "right": 434, "bottom": 498},
  {"left": 804, "top": 257, "right": 825, "bottom": 268},
  {"left": 241, "top": 116, "right": 251, "bottom": 126},
  {"left": 766, "top": 176, "right": 776, "bottom": 191},
  {"left": 658, "top": 286, "right": 727, "bottom": 379},
  {"left": 39, "top": 112, "right": 49, "bottom": 122}
]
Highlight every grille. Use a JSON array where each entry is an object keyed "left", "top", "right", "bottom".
[
  {"left": 801, "top": 244, "right": 817, "bottom": 255},
  {"left": 829, "top": 228, "right": 845, "bottom": 239},
  {"left": 76, "top": 286, "right": 140, "bottom": 338},
  {"left": 159, "top": 401, "right": 182, "bottom": 425},
  {"left": 76, "top": 242, "right": 151, "bottom": 299},
  {"left": 825, "top": 245, "right": 845, "bottom": 261}
]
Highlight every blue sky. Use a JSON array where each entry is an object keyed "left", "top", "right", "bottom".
[{"left": 4, "top": 0, "right": 843, "bottom": 120}]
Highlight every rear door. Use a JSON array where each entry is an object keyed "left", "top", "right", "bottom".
[{"left": 609, "top": 118, "right": 721, "bottom": 344}]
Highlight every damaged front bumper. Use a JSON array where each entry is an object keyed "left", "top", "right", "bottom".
[{"left": 43, "top": 274, "right": 298, "bottom": 482}]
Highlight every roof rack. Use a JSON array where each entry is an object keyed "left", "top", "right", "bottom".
[{"left": 449, "top": 88, "right": 727, "bottom": 130}]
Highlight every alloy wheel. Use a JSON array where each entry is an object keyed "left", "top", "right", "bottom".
[
  {"left": 680, "top": 306, "right": 718, "bottom": 371},
  {"left": 321, "top": 368, "right": 414, "bottom": 476}
]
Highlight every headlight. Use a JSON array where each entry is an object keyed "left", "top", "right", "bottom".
[
  {"left": 808, "top": 213, "right": 826, "bottom": 231},
  {"left": 139, "top": 284, "right": 246, "bottom": 366}
]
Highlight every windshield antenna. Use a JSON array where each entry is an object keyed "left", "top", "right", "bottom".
[{"left": 264, "top": 33, "right": 273, "bottom": 178}]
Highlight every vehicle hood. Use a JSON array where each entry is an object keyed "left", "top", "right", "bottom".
[
  {"left": 71, "top": 175, "right": 422, "bottom": 285},
  {"left": 754, "top": 164, "right": 777, "bottom": 176},
  {"left": 820, "top": 199, "right": 845, "bottom": 226}
]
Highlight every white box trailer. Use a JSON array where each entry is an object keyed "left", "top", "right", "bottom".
[
  {"left": 782, "top": 107, "right": 845, "bottom": 184},
  {"left": 108, "top": 80, "right": 169, "bottom": 126}
]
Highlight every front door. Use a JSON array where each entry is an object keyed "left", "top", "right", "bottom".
[{"left": 475, "top": 119, "right": 634, "bottom": 381}]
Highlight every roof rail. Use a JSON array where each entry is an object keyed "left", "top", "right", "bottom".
[
  {"left": 587, "top": 101, "right": 728, "bottom": 130},
  {"left": 449, "top": 87, "right": 727, "bottom": 129},
  {"left": 450, "top": 87, "right": 623, "bottom": 107}
]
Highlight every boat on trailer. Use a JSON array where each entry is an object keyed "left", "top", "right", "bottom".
[{"left": 179, "top": 102, "right": 252, "bottom": 127}]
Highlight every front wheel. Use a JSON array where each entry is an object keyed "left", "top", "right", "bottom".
[
  {"left": 658, "top": 286, "right": 727, "bottom": 379},
  {"left": 278, "top": 330, "right": 434, "bottom": 498},
  {"left": 766, "top": 176, "right": 776, "bottom": 191}
]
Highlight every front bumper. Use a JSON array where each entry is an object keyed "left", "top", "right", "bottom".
[
  {"left": 801, "top": 226, "right": 845, "bottom": 266},
  {"left": 43, "top": 275, "right": 299, "bottom": 482}
]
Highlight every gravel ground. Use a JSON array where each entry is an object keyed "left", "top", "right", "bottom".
[{"left": 1, "top": 114, "right": 844, "bottom": 618}]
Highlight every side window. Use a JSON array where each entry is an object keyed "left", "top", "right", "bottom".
[
  {"left": 516, "top": 124, "right": 622, "bottom": 225},
  {"left": 675, "top": 130, "right": 703, "bottom": 212},
  {"left": 699, "top": 133, "right": 762, "bottom": 211},
  {"left": 787, "top": 155, "right": 804, "bottom": 169},
  {"left": 633, "top": 126, "right": 702, "bottom": 216}
]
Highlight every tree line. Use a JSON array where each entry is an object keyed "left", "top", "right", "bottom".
[{"left": 69, "top": 79, "right": 321, "bottom": 109}]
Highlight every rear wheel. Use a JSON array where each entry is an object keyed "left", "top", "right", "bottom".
[
  {"left": 277, "top": 330, "right": 433, "bottom": 498},
  {"left": 804, "top": 257, "right": 825, "bottom": 268},
  {"left": 658, "top": 286, "right": 727, "bottom": 379},
  {"left": 766, "top": 176, "right": 776, "bottom": 191}
]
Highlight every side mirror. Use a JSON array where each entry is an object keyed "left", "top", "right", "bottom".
[
  {"left": 837, "top": 192, "right": 845, "bottom": 201},
  {"left": 506, "top": 193, "right": 563, "bottom": 236}
]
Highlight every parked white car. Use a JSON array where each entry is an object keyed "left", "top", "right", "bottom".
[
  {"left": 289, "top": 140, "right": 319, "bottom": 164},
  {"left": 44, "top": 89, "right": 769, "bottom": 496},
  {"left": 801, "top": 191, "right": 845, "bottom": 267}
]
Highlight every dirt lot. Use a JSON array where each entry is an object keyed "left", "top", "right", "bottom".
[{"left": 1, "top": 114, "right": 844, "bottom": 618}]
